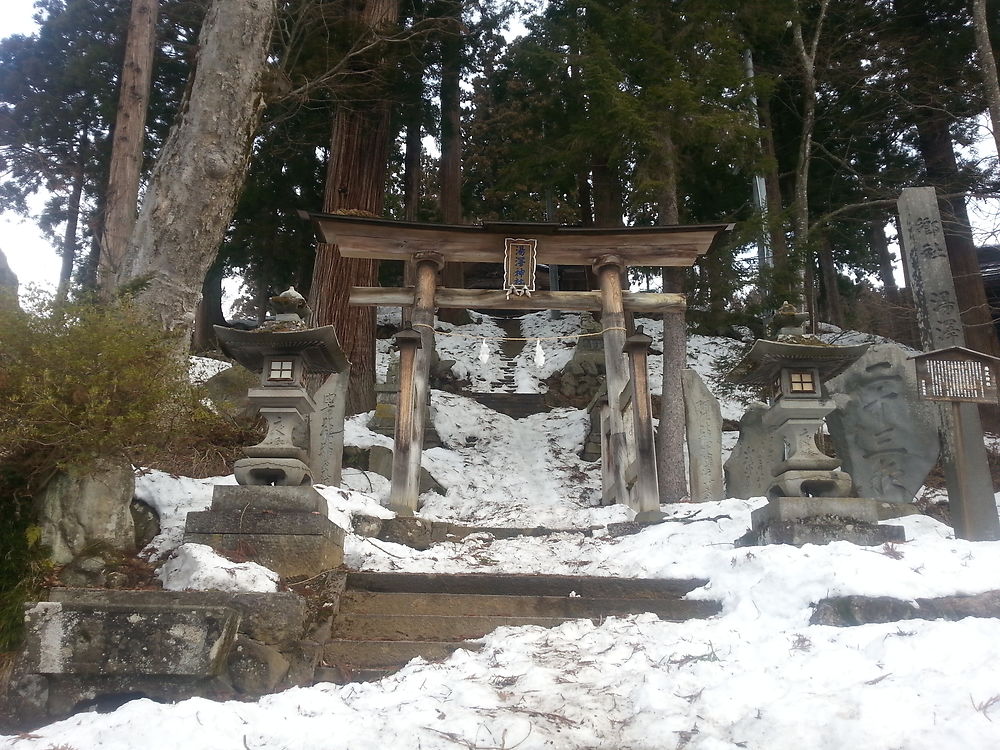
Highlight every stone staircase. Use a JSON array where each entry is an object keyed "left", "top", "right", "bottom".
[
  {"left": 470, "top": 392, "right": 548, "bottom": 418},
  {"left": 317, "top": 572, "right": 720, "bottom": 684},
  {"left": 468, "top": 316, "right": 550, "bottom": 418}
]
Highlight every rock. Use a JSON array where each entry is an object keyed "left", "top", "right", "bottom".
[
  {"left": 682, "top": 369, "right": 724, "bottom": 503},
  {"left": 378, "top": 517, "right": 434, "bottom": 550},
  {"left": 724, "top": 402, "right": 780, "bottom": 500},
  {"left": 810, "top": 591, "right": 1000, "bottom": 626},
  {"left": 130, "top": 498, "right": 160, "bottom": 551},
  {"left": 227, "top": 636, "right": 290, "bottom": 694},
  {"left": 342, "top": 445, "right": 370, "bottom": 471},
  {"left": 203, "top": 365, "right": 258, "bottom": 416},
  {"left": 352, "top": 514, "right": 384, "bottom": 537},
  {"left": 33, "top": 459, "right": 136, "bottom": 564},
  {"left": 2, "top": 669, "right": 49, "bottom": 732},
  {"left": 59, "top": 554, "right": 107, "bottom": 588},
  {"left": 283, "top": 640, "right": 322, "bottom": 688}
]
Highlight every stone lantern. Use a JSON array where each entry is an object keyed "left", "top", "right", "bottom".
[
  {"left": 730, "top": 339, "right": 868, "bottom": 499},
  {"left": 183, "top": 289, "right": 351, "bottom": 578},
  {"left": 729, "top": 335, "right": 905, "bottom": 546}
]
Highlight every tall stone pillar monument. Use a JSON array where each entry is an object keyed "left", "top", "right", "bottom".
[{"left": 897, "top": 187, "right": 1000, "bottom": 541}]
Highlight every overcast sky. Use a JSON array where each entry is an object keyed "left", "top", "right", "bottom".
[{"left": 0, "top": 1, "right": 61, "bottom": 294}]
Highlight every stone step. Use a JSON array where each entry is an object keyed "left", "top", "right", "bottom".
[
  {"left": 316, "top": 572, "right": 720, "bottom": 685},
  {"left": 340, "top": 591, "right": 720, "bottom": 620},
  {"left": 346, "top": 572, "right": 707, "bottom": 599},
  {"left": 314, "top": 665, "right": 390, "bottom": 684},
  {"left": 332, "top": 613, "right": 576, "bottom": 641},
  {"left": 323, "top": 639, "right": 483, "bottom": 669},
  {"left": 468, "top": 392, "right": 548, "bottom": 417}
]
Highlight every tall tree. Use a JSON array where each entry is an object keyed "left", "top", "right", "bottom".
[
  {"left": 436, "top": 0, "right": 467, "bottom": 323},
  {"left": 308, "top": 0, "right": 401, "bottom": 414},
  {"left": 116, "top": 0, "right": 277, "bottom": 337},
  {"left": 789, "top": 0, "right": 831, "bottom": 318},
  {"left": 972, "top": 0, "right": 1000, "bottom": 158},
  {"left": 97, "top": 0, "right": 159, "bottom": 296},
  {"left": 0, "top": 0, "right": 130, "bottom": 301}
]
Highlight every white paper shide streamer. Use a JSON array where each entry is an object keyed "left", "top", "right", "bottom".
[
  {"left": 534, "top": 339, "right": 545, "bottom": 367},
  {"left": 479, "top": 340, "right": 490, "bottom": 364}
]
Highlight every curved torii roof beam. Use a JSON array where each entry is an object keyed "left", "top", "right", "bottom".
[{"left": 302, "top": 213, "right": 734, "bottom": 268}]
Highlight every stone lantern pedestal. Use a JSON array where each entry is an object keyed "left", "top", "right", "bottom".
[
  {"left": 183, "top": 318, "right": 350, "bottom": 578},
  {"left": 729, "top": 337, "right": 904, "bottom": 547}
]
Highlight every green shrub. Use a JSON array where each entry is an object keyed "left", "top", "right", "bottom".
[
  {"left": 0, "top": 293, "right": 198, "bottom": 479},
  {"left": 0, "top": 465, "right": 52, "bottom": 651},
  {"left": 0, "top": 293, "right": 256, "bottom": 651}
]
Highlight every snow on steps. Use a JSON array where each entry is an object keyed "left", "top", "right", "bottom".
[{"left": 317, "top": 572, "right": 720, "bottom": 684}]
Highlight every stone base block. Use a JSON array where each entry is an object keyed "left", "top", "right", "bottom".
[
  {"left": 184, "top": 508, "right": 345, "bottom": 578},
  {"left": 745, "top": 497, "right": 905, "bottom": 547},
  {"left": 183, "top": 533, "right": 342, "bottom": 578},
  {"left": 5, "top": 585, "right": 343, "bottom": 731},
  {"left": 211, "top": 485, "right": 328, "bottom": 515},
  {"left": 47, "top": 588, "right": 310, "bottom": 645},
  {"left": 23, "top": 600, "right": 239, "bottom": 677}
]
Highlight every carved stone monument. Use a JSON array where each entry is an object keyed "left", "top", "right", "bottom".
[
  {"left": 724, "top": 401, "right": 779, "bottom": 500},
  {"left": 898, "top": 187, "right": 1000, "bottom": 541},
  {"left": 682, "top": 369, "right": 724, "bottom": 502},
  {"left": 826, "top": 344, "right": 940, "bottom": 504}
]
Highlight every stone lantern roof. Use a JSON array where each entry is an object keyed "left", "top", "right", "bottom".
[
  {"left": 727, "top": 338, "right": 870, "bottom": 387},
  {"left": 213, "top": 325, "right": 349, "bottom": 375}
]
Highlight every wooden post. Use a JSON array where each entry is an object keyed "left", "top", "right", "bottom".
[
  {"left": 393, "top": 251, "right": 444, "bottom": 515},
  {"left": 594, "top": 254, "right": 632, "bottom": 508},
  {"left": 624, "top": 329, "right": 662, "bottom": 520},
  {"left": 388, "top": 328, "right": 422, "bottom": 515}
]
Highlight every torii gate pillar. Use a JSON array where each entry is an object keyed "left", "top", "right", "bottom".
[{"left": 388, "top": 251, "right": 443, "bottom": 515}]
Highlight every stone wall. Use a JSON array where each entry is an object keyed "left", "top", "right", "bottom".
[{"left": 2, "top": 577, "right": 345, "bottom": 731}]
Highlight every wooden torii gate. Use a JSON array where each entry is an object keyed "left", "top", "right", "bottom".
[{"left": 306, "top": 215, "right": 733, "bottom": 520}]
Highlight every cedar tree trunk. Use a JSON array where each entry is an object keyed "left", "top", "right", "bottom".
[
  {"left": 308, "top": 0, "right": 399, "bottom": 414},
  {"left": 438, "top": 2, "right": 467, "bottom": 324},
  {"left": 99, "top": 0, "right": 159, "bottom": 297}
]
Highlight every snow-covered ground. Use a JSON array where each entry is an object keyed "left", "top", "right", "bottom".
[{"left": 5, "top": 315, "right": 1000, "bottom": 750}]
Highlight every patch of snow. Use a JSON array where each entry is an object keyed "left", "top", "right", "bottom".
[
  {"left": 9, "top": 614, "right": 1000, "bottom": 749},
  {"left": 15, "top": 323, "right": 1000, "bottom": 750},
  {"left": 158, "top": 543, "right": 279, "bottom": 593},
  {"left": 134, "top": 469, "right": 237, "bottom": 560},
  {"left": 188, "top": 356, "right": 231, "bottom": 385}
]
